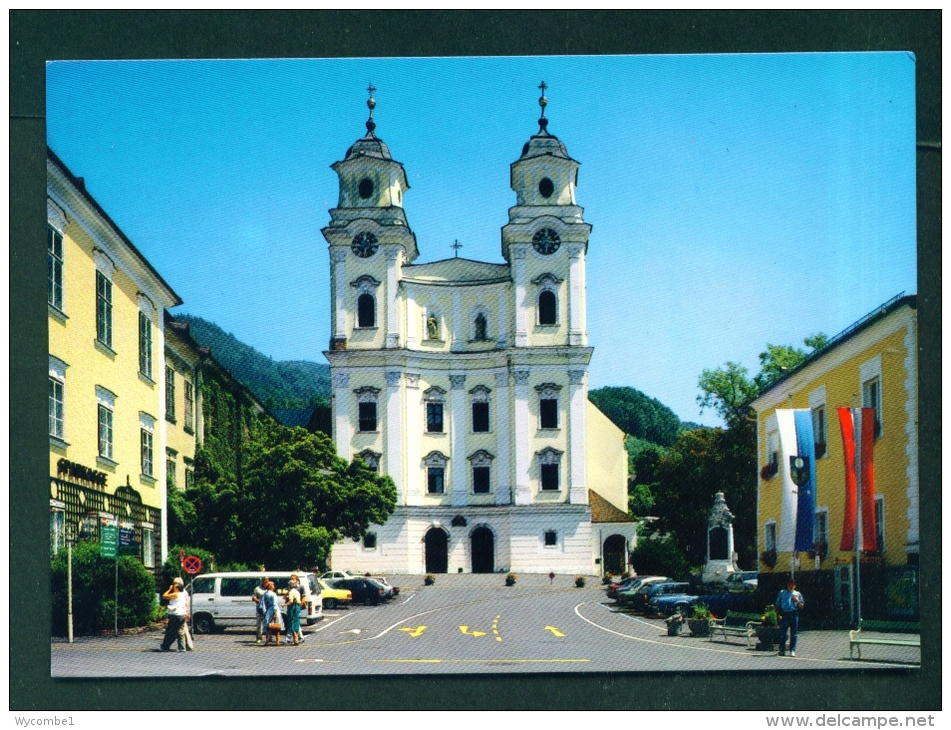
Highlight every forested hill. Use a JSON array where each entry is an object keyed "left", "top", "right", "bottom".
[
  {"left": 176, "top": 314, "right": 331, "bottom": 411},
  {"left": 588, "top": 386, "right": 693, "bottom": 447}
]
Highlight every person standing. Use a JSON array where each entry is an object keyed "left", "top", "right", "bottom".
[
  {"left": 160, "top": 577, "right": 188, "bottom": 652},
  {"left": 179, "top": 587, "right": 195, "bottom": 651},
  {"left": 252, "top": 576, "right": 269, "bottom": 645},
  {"left": 776, "top": 579, "right": 805, "bottom": 656},
  {"left": 262, "top": 580, "right": 284, "bottom": 647},
  {"left": 284, "top": 575, "right": 304, "bottom": 646}
]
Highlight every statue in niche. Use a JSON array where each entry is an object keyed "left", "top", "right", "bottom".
[
  {"left": 474, "top": 313, "right": 487, "bottom": 341},
  {"left": 426, "top": 315, "right": 439, "bottom": 340}
]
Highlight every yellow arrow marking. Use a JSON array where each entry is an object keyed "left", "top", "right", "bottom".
[
  {"left": 399, "top": 626, "right": 427, "bottom": 638},
  {"left": 459, "top": 625, "right": 487, "bottom": 637},
  {"left": 544, "top": 626, "right": 565, "bottom": 637}
]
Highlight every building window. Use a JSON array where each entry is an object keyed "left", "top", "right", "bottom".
[
  {"left": 49, "top": 377, "right": 65, "bottom": 440},
  {"left": 165, "top": 367, "right": 176, "bottom": 421},
  {"left": 544, "top": 530, "right": 558, "bottom": 547},
  {"left": 141, "top": 428, "right": 154, "bottom": 477},
  {"left": 428, "top": 467, "right": 445, "bottom": 494},
  {"left": 812, "top": 405, "right": 827, "bottom": 458},
  {"left": 813, "top": 509, "right": 829, "bottom": 557},
  {"left": 142, "top": 526, "right": 154, "bottom": 568},
  {"left": 184, "top": 462, "right": 195, "bottom": 489},
  {"left": 184, "top": 380, "right": 195, "bottom": 431},
  {"left": 472, "top": 466, "right": 491, "bottom": 494},
  {"left": 358, "top": 402, "right": 377, "bottom": 432},
  {"left": 472, "top": 401, "right": 490, "bottom": 433},
  {"left": 363, "top": 533, "right": 377, "bottom": 550},
  {"left": 357, "top": 450, "right": 381, "bottom": 472},
  {"left": 98, "top": 404, "right": 114, "bottom": 461},
  {"left": 538, "top": 290, "right": 557, "bottom": 325},
  {"left": 138, "top": 312, "right": 153, "bottom": 379},
  {"left": 874, "top": 495, "right": 885, "bottom": 553},
  {"left": 50, "top": 507, "right": 65, "bottom": 557},
  {"left": 427, "top": 402, "right": 444, "bottom": 433},
  {"left": 862, "top": 377, "right": 882, "bottom": 438},
  {"left": 354, "top": 386, "right": 380, "bottom": 433},
  {"left": 540, "top": 463, "right": 559, "bottom": 491},
  {"left": 96, "top": 271, "right": 113, "bottom": 348},
  {"left": 357, "top": 293, "right": 376, "bottom": 328},
  {"left": 765, "top": 521, "right": 777, "bottom": 552},
  {"left": 166, "top": 450, "right": 177, "bottom": 488},
  {"left": 48, "top": 226, "right": 64, "bottom": 310},
  {"left": 424, "top": 451, "right": 448, "bottom": 494},
  {"left": 473, "top": 313, "right": 488, "bottom": 341},
  {"left": 540, "top": 398, "right": 558, "bottom": 429}
]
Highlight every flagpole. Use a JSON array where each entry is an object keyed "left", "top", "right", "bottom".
[{"left": 853, "top": 406, "right": 863, "bottom": 629}]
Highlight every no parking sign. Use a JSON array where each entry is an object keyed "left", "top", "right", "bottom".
[{"left": 182, "top": 554, "right": 202, "bottom": 575}]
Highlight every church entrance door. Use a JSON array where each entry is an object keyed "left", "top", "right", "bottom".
[
  {"left": 603, "top": 534, "right": 627, "bottom": 576},
  {"left": 424, "top": 528, "right": 448, "bottom": 573},
  {"left": 470, "top": 527, "right": 494, "bottom": 574}
]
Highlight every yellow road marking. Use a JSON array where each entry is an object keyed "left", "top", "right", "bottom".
[
  {"left": 459, "top": 625, "right": 486, "bottom": 637},
  {"left": 492, "top": 615, "right": 502, "bottom": 642},
  {"left": 544, "top": 626, "right": 565, "bottom": 637},
  {"left": 399, "top": 626, "right": 427, "bottom": 638}
]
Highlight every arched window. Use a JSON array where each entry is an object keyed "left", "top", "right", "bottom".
[
  {"left": 538, "top": 290, "right": 557, "bottom": 325},
  {"left": 357, "top": 293, "right": 375, "bottom": 328},
  {"left": 474, "top": 313, "right": 488, "bottom": 341}
]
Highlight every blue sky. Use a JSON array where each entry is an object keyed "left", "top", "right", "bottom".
[{"left": 47, "top": 54, "right": 917, "bottom": 426}]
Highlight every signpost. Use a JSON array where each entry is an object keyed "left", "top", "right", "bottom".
[{"left": 100, "top": 516, "right": 118, "bottom": 635}]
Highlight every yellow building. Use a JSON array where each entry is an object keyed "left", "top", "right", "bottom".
[
  {"left": 324, "top": 89, "right": 635, "bottom": 575},
  {"left": 164, "top": 313, "right": 207, "bottom": 493},
  {"left": 48, "top": 148, "right": 182, "bottom": 572},
  {"left": 751, "top": 295, "right": 918, "bottom": 584}
]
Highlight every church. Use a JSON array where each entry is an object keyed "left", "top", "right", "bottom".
[{"left": 324, "top": 85, "right": 636, "bottom": 575}]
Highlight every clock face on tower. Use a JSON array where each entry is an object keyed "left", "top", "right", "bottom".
[
  {"left": 532, "top": 228, "right": 561, "bottom": 255},
  {"left": 351, "top": 232, "right": 379, "bottom": 258}
]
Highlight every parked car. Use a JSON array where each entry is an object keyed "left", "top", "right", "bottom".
[
  {"left": 649, "top": 585, "right": 759, "bottom": 618},
  {"left": 316, "top": 578, "right": 353, "bottom": 609},
  {"left": 189, "top": 571, "right": 323, "bottom": 634},
  {"left": 724, "top": 571, "right": 759, "bottom": 591},
  {"left": 648, "top": 592, "right": 699, "bottom": 617},
  {"left": 370, "top": 575, "right": 400, "bottom": 597},
  {"left": 606, "top": 576, "right": 644, "bottom": 600},
  {"left": 321, "top": 570, "right": 361, "bottom": 582},
  {"left": 626, "top": 581, "right": 692, "bottom": 613},
  {"left": 332, "top": 577, "right": 388, "bottom": 606},
  {"left": 615, "top": 576, "right": 670, "bottom": 606}
]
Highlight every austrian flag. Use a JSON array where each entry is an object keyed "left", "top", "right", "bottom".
[{"left": 837, "top": 407, "right": 878, "bottom": 552}]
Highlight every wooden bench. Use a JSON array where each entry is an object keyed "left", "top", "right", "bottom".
[
  {"left": 848, "top": 620, "right": 920, "bottom": 659},
  {"left": 709, "top": 611, "right": 762, "bottom": 647}
]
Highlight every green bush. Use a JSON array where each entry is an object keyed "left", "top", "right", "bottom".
[
  {"left": 630, "top": 535, "right": 690, "bottom": 580},
  {"left": 51, "top": 541, "right": 157, "bottom": 636}
]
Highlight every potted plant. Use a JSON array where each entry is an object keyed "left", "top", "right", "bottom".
[
  {"left": 756, "top": 605, "right": 781, "bottom": 649},
  {"left": 665, "top": 611, "right": 686, "bottom": 636},
  {"left": 423, "top": 573, "right": 436, "bottom": 586},
  {"left": 760, "top": 549, "right": 778, "bottom": 569},
  {"left": 760, "top": 462, "right": 779, "bottom": 481},
  {"left": 602, "top": 574, "right": 614, "bottom": 585},
  {"left": 575, "top": 575, "right": 586, "bottom": 588},
  {"left": 687, "top": 603, "right": 711, "bottom": 637},
  {"left": 505, "top": 572, "right": 517, "bottom": 586}
]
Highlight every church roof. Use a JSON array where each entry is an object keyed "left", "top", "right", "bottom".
[
  {"left": 402, "top": 257, "right": 511, "bottom": 285},
  {"left": 344, "top": 132, "right": 395, "bottom": 162},
  {"left": 590, "top": 489, "right": 636, "bottom": 524},
  {"left": 519, "top": 131, "right": 575, "bottom": 162}
]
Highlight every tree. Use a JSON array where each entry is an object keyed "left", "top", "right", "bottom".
[
  {"left": 589, "top": 386, "right": 683, "bottom": 448},
  {"left": 649, "top": 427, "right": 757, "bottom": 568},
  {"left": 696, "top": 361, "right": 758, "bottom": 428},
  {"left": 630, "top": 534, "right": 689, "bottom": 580}
]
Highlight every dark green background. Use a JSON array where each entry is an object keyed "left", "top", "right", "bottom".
[{"left": 11, "top": 10, "right": 940, "bottom": 711}]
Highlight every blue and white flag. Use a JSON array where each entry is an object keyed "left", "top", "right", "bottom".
[{"left": 775, "top": 409, "right": 817, "bottom": 553}]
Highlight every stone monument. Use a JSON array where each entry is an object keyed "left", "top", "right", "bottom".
[{"left": 701, "top": 491, "right": 738, "bottom": 583}]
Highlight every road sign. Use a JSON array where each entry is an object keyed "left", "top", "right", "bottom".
[
  {"left": 100, "top": 524, "right": 117, "bottom": 559},
  {"left": 182, "top": 555, "right": 202, "bottom": 575},
  {"left": 118, "top": 525, "right": 137, "bottom": 556}
]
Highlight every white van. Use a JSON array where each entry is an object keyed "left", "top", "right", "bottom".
[{"left": 188, "top": 571, "right": 323, "bottom": 634}]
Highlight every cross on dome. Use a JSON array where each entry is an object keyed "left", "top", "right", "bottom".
[{"left": 451, "top": 239, "right": 463, "bottom": 257}]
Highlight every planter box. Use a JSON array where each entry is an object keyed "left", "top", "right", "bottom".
[
  {"left": 756, "top": 626, "right": 781, "bottom": 650},
  {"left": 688, "top": 618, "right": 710, "bottom": 637}
]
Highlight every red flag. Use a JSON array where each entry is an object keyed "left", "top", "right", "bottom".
[{"left": 838, "top": 407, "right": 877, "bottom": 552}]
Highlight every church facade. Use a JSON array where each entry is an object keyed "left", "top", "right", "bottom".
[{"left": 324, "top": 88, "right": 635, "bottom": 575}]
